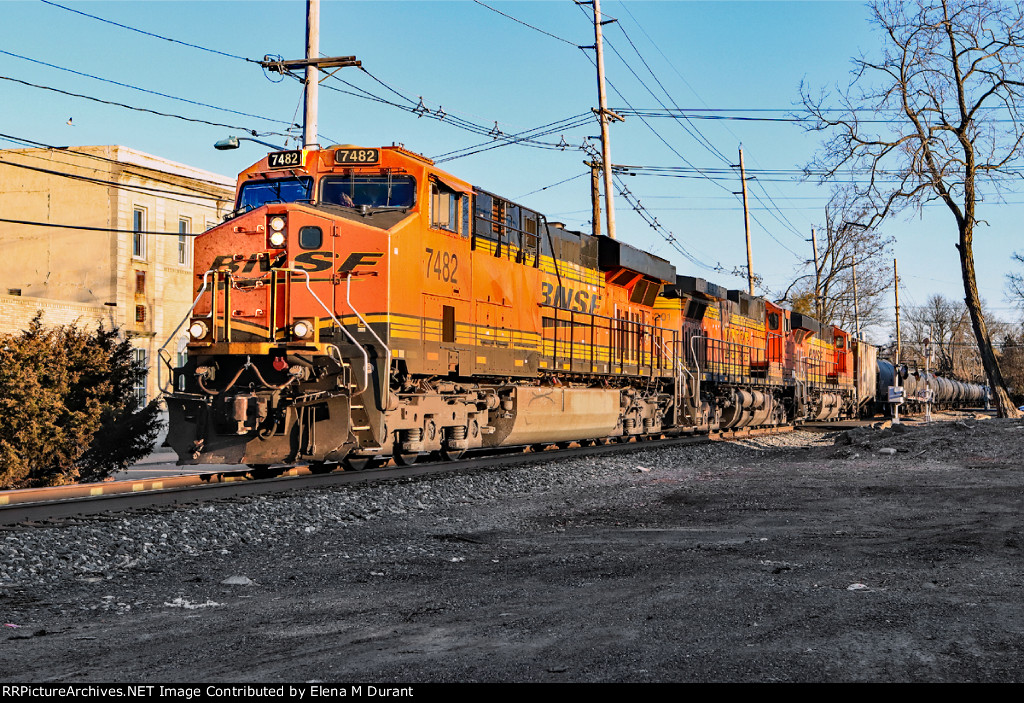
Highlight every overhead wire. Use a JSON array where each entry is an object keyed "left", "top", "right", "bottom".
[
  {"left": 610, "top": 3, "right": 817, "bottom": 242},
  {"left": 471, "top": 0, "right": 581, "bottom": 47},
  {"left": 0, "top": 50, "right": 295, "bottom": 129},
  {"left": 26, "top": 3, "right": 331, "bottom": 142},
  {"left": 319, "top": 69, "right": 591, "bottom": 157},
  {"left": 38, "top": 0, "right": 260, "bottom": 64},
  {"left": 0, "top": 216, "right": 215, "bottom": 236},
  {"left": 515, "top": 172, "right": 589, "bottom": 200},
  {"left": 571, "top": 2, "right": 785, "bottom": 275},
  {"left": 0, "top": 155, "right": 231, "bottom": 210},
  {"left": 0, "top": 74, "right": 286, "bottom": 136},
  {"left": 23, "top": 1, "right": 595, "bottom": 164},
  {"left": 0, "top": 132, "right": 237, "bottom": 191},
  {"left": 610, "top": 22, "right": 731, "bottom": 165}
]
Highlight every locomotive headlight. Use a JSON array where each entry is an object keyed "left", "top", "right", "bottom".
[
  {"left": 292, "top": 320, "right": 312, "bottom": 339},
  {"left": 189, "top": 320, "right": 209, "bottom": 339},
  {"left": 267, "top": 216, "right": 287, "bottom": 248}
]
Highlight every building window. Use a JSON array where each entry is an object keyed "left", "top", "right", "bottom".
[
  {"left": 178, "top": 217, "right": 191, "bottom": 266},
  {"left": 133, "top": 348, "right": 148, "bottom": 404},
  {"left": 176, "top": 335, "right": 189, "bottom": 392},
  {"left": 135, "top": 304, "right": 147, "bottom": 323},
  {"left": 132, "top": 207, "right": 147, "bottom": 259},
  {"left": 135, "top": 270, "right": 146, "bottom": 295}
]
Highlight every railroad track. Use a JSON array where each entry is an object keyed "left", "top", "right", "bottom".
[{"left": 0, "top": 422, "right": 854, "bottom": 527}]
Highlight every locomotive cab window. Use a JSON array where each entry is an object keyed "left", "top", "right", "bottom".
[
  {"left": 238, "top": 177, "right": 313, "bottom": 212},
  {"left": 321, "top": 174, "right": 416, "bottom": 210},
  {"left": 430, "top": 182, "right": 463, "bottom": 235}
]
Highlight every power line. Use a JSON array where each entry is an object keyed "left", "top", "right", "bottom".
[
  {"left": 587, "top": 2, "right": 808, "bottom": 247},
  {"left": 318, "top": 69, "right": 589, "bottom": 158},
  {"left": 615, "top": 2, "right": 818, "bottom": 235},
  {"left": 0, "top": 74, "right": 286, "bottom": 137},
  {"left": 0, "top": 156, "right": 231, "bottom": 210},
  {"left": 0, "top": 50, "right": 296, "bottom": 129},
  {"left": 514, "top": 172, "right": 589, "bottom": 200},
  {"left": 432, "top": 115, "right": 593, "bottom": 163},
  {"left": 616, "top": 107, "right": 1024, "bottom": 123},
  {"left": 0, "top": 216, "right": 214, "bottom": 236},
  {"left": 472, "top": 0, "right": 581, "bottom": 47},
  {"left": 39, "top": 0, "right": 259, "bottom": 64},
  {"left": 0, "top": 132, "right": 237, "bottom": 191},
  {"left": 609, "top": 23, "right": 731, "bottom": 165}
]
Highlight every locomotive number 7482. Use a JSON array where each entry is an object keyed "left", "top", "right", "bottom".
[{"left": 425, "top": 247, "right": 459, "bottom": 284}]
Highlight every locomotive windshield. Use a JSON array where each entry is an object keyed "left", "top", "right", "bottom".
[
  {"left": 237, "top": 177, "right": 313, "bottom": 212},
  {"left": 321, "top": 174, "right": 416, "bottom": 209}
]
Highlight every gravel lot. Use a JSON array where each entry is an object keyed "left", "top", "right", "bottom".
[{"left": 2, "top": 412, "right": 1023, "bottom": 682}]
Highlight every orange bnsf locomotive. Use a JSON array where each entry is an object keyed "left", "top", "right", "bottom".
[{"left": 162, "top": 144, "right": 864, "bottom": 469}]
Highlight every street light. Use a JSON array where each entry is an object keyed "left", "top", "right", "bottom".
[{"left": 214, "top": 135, "right": 286, "bottom": 151}]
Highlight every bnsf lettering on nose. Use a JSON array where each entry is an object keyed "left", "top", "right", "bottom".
[
  {"left": 540, "top": 281, "right": 601, "bottom": 313},
  {"left": 209, "top": 252, "right": 382, "bottom": 273}
]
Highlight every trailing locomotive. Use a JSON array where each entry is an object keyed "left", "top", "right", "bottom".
[{"left": 159, "top": 144, "right": 922, "bottom": 469}]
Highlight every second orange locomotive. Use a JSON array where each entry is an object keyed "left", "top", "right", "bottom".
[{"left": 164, "top": 144, "right": 862, "bottom": 468}]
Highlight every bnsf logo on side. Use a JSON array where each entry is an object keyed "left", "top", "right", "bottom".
[
  {"left": 540, "top": 281, "right": 601, "bottom": 313},
  {"left": 209, "top": 252, "right": 382, "bottom": 274}
]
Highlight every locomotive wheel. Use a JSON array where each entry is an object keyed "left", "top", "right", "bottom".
[
  {"left": 343, "top": 454, "right": 382, "bottom": 472},
  {"left": 392, "top": 451, "right": 420, "bottom": 467},
  {"left": 247, "top": 464, "right": 276, "bottom": 479},
  {"left": 307, "top": 462, "right": 336, "bottom": 475},
  {"left": 440, "top": 447, "right": 465, "bottom": 462}
]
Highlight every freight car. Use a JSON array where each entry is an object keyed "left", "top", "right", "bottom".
[
  {"left": 159, "top": 144, "right": 873, "bottom": 469},
  {"left": 869, "top": 359, "right": 988, "bottom": 415}
]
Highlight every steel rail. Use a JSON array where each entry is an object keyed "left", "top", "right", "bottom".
[{"left": 0, "top": 424, "right": 809, "bottom": 527}]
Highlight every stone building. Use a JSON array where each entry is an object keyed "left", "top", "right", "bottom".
[{"left": 0, "top": 145, "right": 235, "bottom": 402}]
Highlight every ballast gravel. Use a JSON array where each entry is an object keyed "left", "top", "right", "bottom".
[
  {"left": 1, "top": 433, "right": 824, "bottom": 587},
  {"left": 3, "top": 413, "right": 1023, "bottom": 683}
]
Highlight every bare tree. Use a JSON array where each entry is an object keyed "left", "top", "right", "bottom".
[
  {"left": 802, "top": 0, "right": 1024, "bottom": 417},
  {"left": 902, "top": 294, "right": 981, "bottom": 378},
  {"left": 778, "top": 191, "right": 894, "bottom": 337},
  {"left": 1008, "top": 251, "right": 1024, "bottom": 306},
  {"left": 997, "top": 324, "right": 1024, "bottom": 402}
]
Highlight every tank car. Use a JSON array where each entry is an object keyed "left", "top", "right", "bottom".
[{"left": 870, "top": 359, "right": 988, "bottom": 415}]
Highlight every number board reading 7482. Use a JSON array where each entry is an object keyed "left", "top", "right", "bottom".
[
  {"left": 267, "top": 150, "right": 303, "bottom": 169},
  {"left": 334, "top": 148, "right": 380, "bottom": 165}
]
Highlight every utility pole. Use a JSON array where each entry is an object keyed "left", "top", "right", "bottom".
[
  {"left": 924, "top": 334, "right": 933, "bottom": 423},
  {"left": 260, "top": 0, "right": 361, "bottom": 148},
  {"left": 893, "top": 256, "right": 902, "bottom": 425},
  {"left": 591, "top": 0, "right": 623, "bottom": 240},
  {"left": 852, "top": 261, "right": 861, "bottom": 341},
  {"left": 737, "top": 147, "right": 754, "bottom": 295},
  {"left": 810, "top": 226, "right": 821, "bottom": 320},
  {"left": 894, "top": 257, "right": 901, "bottom": 365},
  {"left": 586, "top": 160, "right": 602, "bottom": 238},
  {"left": 303, "top": 0, "right": 320, "bottom": 148}
]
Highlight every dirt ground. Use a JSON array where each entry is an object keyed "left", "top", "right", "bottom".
[{"left": 3, "top": 412, "right": 1023, "bottom": 683}]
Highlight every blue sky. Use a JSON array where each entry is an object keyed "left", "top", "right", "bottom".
[{"left": 1, "top": 0, "right": 1021, "bottom": 342}]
